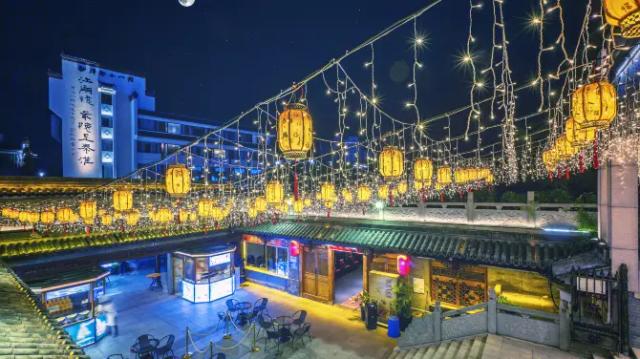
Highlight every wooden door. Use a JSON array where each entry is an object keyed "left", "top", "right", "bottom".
[{"left": 302, "top": 246, "right": 332, "bottom": 302}]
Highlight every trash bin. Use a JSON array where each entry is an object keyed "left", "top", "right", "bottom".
[
  {"left": 387, "top": 316, "right": 401, "bottom": 338},
  {"left": 365, "top": 302, "right": 378, "bottom": 330}
]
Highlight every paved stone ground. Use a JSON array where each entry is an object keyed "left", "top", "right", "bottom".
[{"left": 85, "top": 269, "right": 395, "bottom": 358}]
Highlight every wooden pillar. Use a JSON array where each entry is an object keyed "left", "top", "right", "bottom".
[
  {"left": 328, "top": 247, "right": 335, "bottom": 304},
  {"left": 363, "top": 251, "right": 371, "bottom": 293}
]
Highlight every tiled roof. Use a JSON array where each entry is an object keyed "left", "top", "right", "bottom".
[
  {"left": 243, "top": 219, "right": 596, "bottom": 271},
  {"left": 0, "top": 227, "right": 216, "bottom": 258},
  {"left": 0, "top": 260, "right": 88, "bottom": 358}
]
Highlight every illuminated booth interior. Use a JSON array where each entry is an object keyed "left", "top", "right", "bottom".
[
  {"left": 172, "top": 245, "right": 236, "bottom": 303},
  {"left": 27, "top": 267, "right": 110, "bottom": 347}
]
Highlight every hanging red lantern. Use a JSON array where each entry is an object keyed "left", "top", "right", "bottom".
[
  {"left": 289, "top": 240, "right": 300, "bottom": 257},
  {"left": 397, "top": 255, "right": 411, "bottom": 276}
]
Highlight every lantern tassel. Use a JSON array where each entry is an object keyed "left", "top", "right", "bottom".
[
  {"left": 578, "top": 153, "right": 585, "bottom": 174},
  {"left": 564, "top": 166, "right": 570, "bottom": 180},
  {"left": 389, "top": 186, "right": 395, "bottom": 207},
  {"left": 293, "top": 162, "right": 299, "bottom": 201},
  {"left": 439, "top": 192, "right": 445, "bottom": 203}
]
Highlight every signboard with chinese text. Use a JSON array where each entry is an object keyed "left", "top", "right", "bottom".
[{"left": 62, "top": 59, "right": 102, "bottom": 177}]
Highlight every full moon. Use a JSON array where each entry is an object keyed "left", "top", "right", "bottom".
[{"left": 178, "top": 0, "right": 195, "bottom": 7}]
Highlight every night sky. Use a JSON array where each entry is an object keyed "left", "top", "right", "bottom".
[{"left": 0, "top": 0, "right": 590, "bottom": 176}]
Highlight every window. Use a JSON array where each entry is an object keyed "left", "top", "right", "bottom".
[
  {"left": 245, "top": 237, "right": 289, "bottom": 277},
  {"left": 101, "top": 140, "right": 113, "bottom": 151},
  {"left": 167, "top": 123, "right": 181, "bottom": 135},
  {"left": 101, "top": 116, "right": 112, "bottom": 128},
  {"left": 100, "top": 93, "right": 113, "bottom": 105}
]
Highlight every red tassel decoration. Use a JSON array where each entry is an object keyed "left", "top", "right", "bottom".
[
  {"left": 564, "top": 166, "right": 570, "bottom": 180},
  {"left": 420, "top": 189, "right": 427, "bottom": 203},
  {"left": 389, "top": 186, "right": 395, "bottom": 207},
  {"left": 593, "top": 140, "right": 599, "bottom": 169},
  {"left": 548, "top": 171, "right": 553, "bottom": 181},
  {"left": 439, "top": 192, "right": 445, "bottom": 202},
  {"left": 578, "top": 153, "right": 585, "bottom": 174}
]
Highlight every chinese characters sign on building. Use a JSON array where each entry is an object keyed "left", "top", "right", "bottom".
[{"left": 62, "top": 59, "right": 102, "bottom": 177}]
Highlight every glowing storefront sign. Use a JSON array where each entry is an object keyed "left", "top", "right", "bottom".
[
  {"left": 62, "top": 59, "right": 102, "bottom": 177},
  {"left": 209, "top": 253, "right": 231, "bottom": 267}
]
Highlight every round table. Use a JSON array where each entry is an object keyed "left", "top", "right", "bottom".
[
  {"left": 235, "top": 301, "right": 252, "bottom": 325},
  {"left": 131, "top": 338, "right": 159, "bottom": 358}
]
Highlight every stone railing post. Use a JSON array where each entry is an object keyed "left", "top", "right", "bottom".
[
  {"left": 466, "top": 191, "right": 475, "bottom": 223},
  {"left": 559, "top": 296, "right": 571, "bottom": 351},
  {"left": 488, "top": 289, "right": 497, "bottom": 334},
  {"left": 433, "top": 301, "right": 442, "bottom": 342},
  {"left": 526, "top": 191, "right": 535, "bottom": 226}
]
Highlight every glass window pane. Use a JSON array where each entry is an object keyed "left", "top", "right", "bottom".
[
  {"left": 276, "top": 247, "right": 288, "bottom": 277},
  {"left": 266, "top": 246, "right": 277, "bottom": 273},
  {"left": 246, "top": 243, "right": 265, "bottom": 268}
]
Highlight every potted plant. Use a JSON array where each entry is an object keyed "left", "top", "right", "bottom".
[
  {"left": 355, "top": 290, "right": 370, "bottom": 321},
  {"left": 392, "top": 280, "right": 413, "bottom": 331}
]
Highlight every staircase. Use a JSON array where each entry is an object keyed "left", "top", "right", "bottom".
[{"left": 388, "top": 335, "right": 487, "bottom": 359}]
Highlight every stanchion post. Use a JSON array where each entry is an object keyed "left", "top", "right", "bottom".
[
  {"left": 209, "top": 341, "right": 214, "bottom": 359},
  {"left": 251, "top": 323, "right": 261, "bottom": 352}
]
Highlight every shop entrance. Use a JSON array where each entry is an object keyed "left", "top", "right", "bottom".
[
  {"left": 302, "top": 246, "right": 332, "bottom": 302},
  {"left": 332, "top": 247, "right": 363, "bottom": 308}
]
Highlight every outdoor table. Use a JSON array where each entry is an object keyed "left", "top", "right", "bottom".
[
  {"left": 130, "top": 338, "right": 159, "bottom": 358},
  {"left": 146, "top": 272, "right": 162, "bottom": 290},
  {"left": 235, "top": 301, "right": 252, "bottom": 325},
  {"left": 274, "top": 315, "right": 294, "bottom": 335}
]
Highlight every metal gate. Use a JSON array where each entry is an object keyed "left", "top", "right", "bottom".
[{"left": 571, "top": 264, "right": 628, "bottom": 354}]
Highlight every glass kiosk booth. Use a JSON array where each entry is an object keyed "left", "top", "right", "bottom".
[
  {"left": 27, "top": 267, "right": 110, "bottom": 347},
  {"left": 172, "top": 245, "right": 236, "bottom": 303}
]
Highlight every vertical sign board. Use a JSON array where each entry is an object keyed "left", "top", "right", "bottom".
[
  {"left": 62, "top": 59, "right": 102, "bottom": 177},
  {"left": 369, "top": 270, "right": 399, "bottom": 325}
]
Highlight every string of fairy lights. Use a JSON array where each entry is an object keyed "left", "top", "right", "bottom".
[{"left": 3, "top": 0, "right": 640, "bottom": 235}]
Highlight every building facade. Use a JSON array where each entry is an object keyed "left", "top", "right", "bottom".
[{"left": 49, "top": 55, "right": 263, "bottom": 180}]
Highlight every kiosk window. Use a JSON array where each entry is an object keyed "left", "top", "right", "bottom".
[{"left": 246, "top": 242, "right": 266, "bottom": 268}]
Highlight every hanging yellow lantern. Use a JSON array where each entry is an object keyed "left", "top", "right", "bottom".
[
  {"left": 248, "top": 206, "right": 258, "bottom": 219},
  {"left": 324, "top": 201, "right": 335, "bottom": 209},
  {"left": 79, "top": 200, "right": 97, "bottom": 221},
  {"left": 604, "top": 0, "right": 640, "bottom": 38},
  {"left": 100, "top": 214, "right": 113, "bottom": 226},
  {"left": 18, "top": 211, "right": 28, "bottom": 223},
  {"left": 266, "top": 180, "right": 284, "bottom": 204},
  {"left": 56, "top": 208, "right": 73, "bottom": 223},
  {"left": 277, "top": 203, "right": 289, "bottom": 213},
  {"left": 341, "top": 189, "right": 353, "bottom": 203},
  {"left": 188, "top": 212, "right": 198, "bottom": 222},
  {"left": 413, "top": 180, "right": 429, "bottom": 190},
  {"left": 179, "top": 209, "right": 191, "bottom": 222},
  {"left": 454, "top": 168, "right": 469, "bottom": 184},
  {"left": 303, "top": 198, "right": 312, "bottom": 207},
  {"left": 555, "top": 135, "right": 578, "bottom": 160},
  {"left": 255, "top": 196, "right": 268, "bottom": 212},
  {"left": 125, "top": 211, "right": 140, "bottom": 226},
  {"left": 165, "top": 164, "right": 191, "bottom": 197},
  {"left": 542, "top": 147, "right": 558, "bottom": 172},
  {"left": 378, "top": 146, "right": 404, "bottom": 180},
  {"left": 320, "top": 182, "right": 337, "bottom": 203},
  {"left": 41, "top": 211, "right": 55, "bottom": 224},
  {"left": 293, "top": 199, "right": 304, "bottom": 213},
  {"left": 396, "top": 181, "right": 408, "bottom": 195},
  {"left": 571, "top": 81, "right": 617, "bottom": 129},
  {"left": 565, "top": 117, "right": 597, "bottom": 148},
  {"left": 315, "top": 192, "right": 322, "bottom": 200},
  {"left": 377, "top": 184, "right": 389, "bottom": 199},
  {"left": 210, "top": 206, "right": 226, "bottom": 221},
  {"left": 198, "top": 199, "right": 213, "bottom": 217},
  {"left": 356, "top": 185, "right": 372, "bottom": 203},
  {"left": 26, "top": 211, "right": 40, "bottom": 224},
  {"left": 113, "top": 190, "right": 133, "bottom": 211},
  {"left": 437, "top": 166, "right": 452, "bottom": 185},
  {"left": 413, "top": 157, "right": 433, "bottom": 182},
  {"left": 278, "top": 102, "right": 314, "bottom": 159},
  {"left": 486, "top": 172, "right": 495, "bottom": 184},
  {"left": 158, "top": 208, "right": 173, "bottom": 223}
]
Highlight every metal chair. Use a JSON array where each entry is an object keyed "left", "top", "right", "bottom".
[
  {"left": 249, "top": 298, "right": 268, "bottom": 321},
  {"left": 155, "top": 334, "right": 175, "bottom": 358},
  {"left": 291, "top": 310, "right": 307, "bottom": 327},
  {"left": 292, "top": 322, "right": 311, "bottom": 347},
  {"left": 225, "top": 298, "right": 239, "bottom": 312}
]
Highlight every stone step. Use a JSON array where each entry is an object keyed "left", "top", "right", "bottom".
[
  {"left": 432, "top": 341, "right": 449, "bottom": 359},
  {"left": 443, "top": 340, "right": 460, "bottom": 359},
  {"left": 455, "top": 338, "right": 473, "bottom": 359},
  {"left": 467, "top": 335, "right": 487, "bottom": 359}
]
